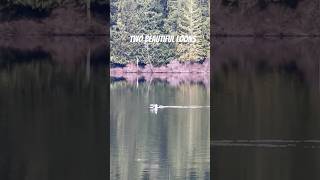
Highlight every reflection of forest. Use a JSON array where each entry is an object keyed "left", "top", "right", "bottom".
[
  {"left": 213, "top": 38, "right": 320, "bottom": 139},
  {"left": 212, "top": 38, "right": 320, "bottom": 180},
  {"left": 110, "top": 82, "right": 210, "bottom": 179},
  {"left": 0, "top": 37, "right": 105, "bottom": 65},
  {"left": 0, "top": 42, "right": 108, "bottom": 179},
  {"left": 213, "top": 39, "right": 320, "bottom": 89}
]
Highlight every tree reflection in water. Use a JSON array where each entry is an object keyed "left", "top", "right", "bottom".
[{"left": 110, "top": 81, "right": 210, "bottom": 180}]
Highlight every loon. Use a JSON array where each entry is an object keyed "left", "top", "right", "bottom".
[{"left": 149, "top": 104, "right": 210, "bottom": 114}]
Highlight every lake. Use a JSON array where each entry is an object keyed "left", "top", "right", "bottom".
[
  {"left": 212, "top": 38, "right": 320, "bottom": 180},
  {"left": 0, "top": 37, "right": 108, "bottom": 180},
  {"left": 5, "top": 36, "right": 320, "bottom": 180},
  {"left": 110, "top": 78, "right": 210, "bottom": 179}
]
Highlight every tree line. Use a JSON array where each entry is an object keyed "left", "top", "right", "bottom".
[
  {"left": 111, "top": 0, "right": 210, "bottom": 65},
  {"left": 0, "top": 0, "right": 106, "bottom": 10}
]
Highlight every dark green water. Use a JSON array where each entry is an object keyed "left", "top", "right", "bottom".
[
  {"left": 110, "top": 81, "right": 210, "bottom": 179},
  {"left": 0, "top": 38, "right": 108, "bottom": 180},
  {"left": 212, "top": 39, "right": 320, "bottom": 180}
]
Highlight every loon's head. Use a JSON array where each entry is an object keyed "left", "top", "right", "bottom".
[{"left": 149, "top": 104, "right": 158, "bottom": 108}]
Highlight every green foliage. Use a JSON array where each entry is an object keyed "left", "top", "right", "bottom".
[
  {"left": 111, "top": 0, "right": 210, "bottom": 65},
  {"left": 176, "top": 0, "right": 209, "bottom": 61}
]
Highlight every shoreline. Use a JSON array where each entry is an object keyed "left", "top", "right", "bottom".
[
  {"left": 110, "top": 59, "right": 210, "bottom": 75},
  {"left": 111, "top": 72, "right": 209, "bottom": 88},
  {"left": 110, "top": 59, "right": 210, "bottom": 87}
]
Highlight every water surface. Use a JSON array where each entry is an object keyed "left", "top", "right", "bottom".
[
  {"left": 110, "top": 80, "right": 210, "bottom": 179},
  {"left": 212, "top": 38, "right": 320, "bottom": 180},
  {"left": 0, "top": 37, "right": 108, "bottom": 180}
]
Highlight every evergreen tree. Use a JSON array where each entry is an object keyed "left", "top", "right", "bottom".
[
  {"left": 165, "top": 0, "right": 183, "bottom": 34},
  {"left": 176, "top": 0, "right": 209, "bottom": 61},
  {"left": 110, "top": 0, "right": 209, "bottom": 64},
  {"left": 136, "top": 0, "right": 175, "bottom": 65},
  {"left": 111, "top": 0, "right": 139, "bottom": 64},
  {"left": 200, "top": 0, "right": 210, "bottom": 58}
]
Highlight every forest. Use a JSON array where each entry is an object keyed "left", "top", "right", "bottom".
[
  {"left": 0, "top": 0, "right": 107, "bottom": 21},
  {"left": 110, "top": 0, "right": 210, "bottom": 65},
  {"left": 0, "top": 0, "right": 107, "bottom": 10},
  {"left": 0, "top": 0, "right": 107, "bottom": 35}
]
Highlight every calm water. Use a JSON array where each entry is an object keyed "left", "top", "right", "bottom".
[
  {"left": 6, "top": 37, "right": 320, "bottom": 180},
  {"left": 110, "top": 80, "right": 210, "bottom": 179},
  {"left": 0, "top": 37, "right": 108, "bottom": 180},
  {"left": 212, "top": 39, "right": 320, "bottom": 180}
]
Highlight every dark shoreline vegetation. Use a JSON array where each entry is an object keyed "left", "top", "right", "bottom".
[
  {"left": 110, "top": 58, "right": 209, "bottom": 73},
  {"left": 110, "top": 71, "right": 210, "bottom": 88},
  {"left": 0, "top": 0, "right": 107, "bottom": 35},
  {"left": 110, "top": 59, "right": 210, "bottom": 87},
  {"left": 213, "top": 0, "right": 320, "bottom": 36}
]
